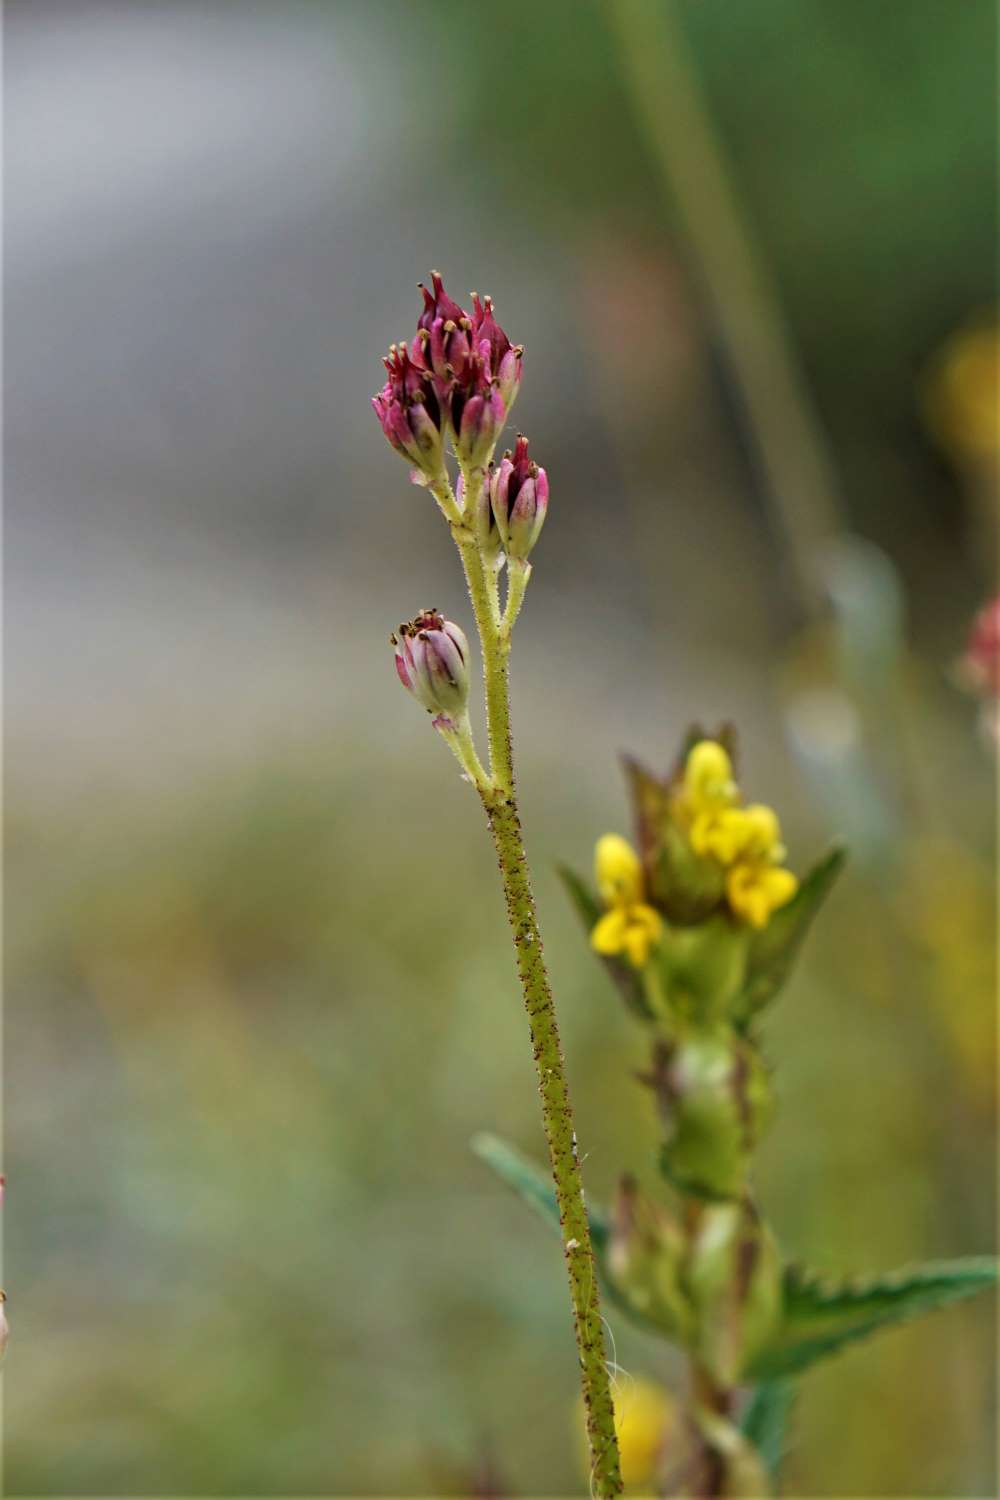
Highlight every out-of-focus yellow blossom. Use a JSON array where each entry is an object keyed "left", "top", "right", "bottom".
[
  {"left": 727, "top": 862, "right": 798, "bottom": 929},
  {"left": 683, "top": 740, "right": 737, "bottom": 812},
  {"left": 682, "top": 743, "right": 798, "bottom": 928},
  {"left": 595, "top": 833, "right": 643, "bottom": 905},
  {"left": 591, "top": 834, "right": 663, "bottom": 968},
  {"left": 923, "top": 320, "right": 999, "bottom": 462},
  {"left": 576, "top": 1377, "right": 679, "bottom": 1493},
  {"left": 684, "top": 741, "right": 746, "bottom": 862},
  {"left": 735, "top": 804, "right": 787, "bottom": 864}
]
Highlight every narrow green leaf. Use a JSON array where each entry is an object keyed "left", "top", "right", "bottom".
[
  {"left": 747, "top": 1257, "right": 998, "bottom": 1379},
  {"left": 471, "top": 1131, "right": 609, "bottom": 1251},
  {"left": 735, "top": 845, "right": 847, "bottom": 1021},
  {"left": 739, "top": 1379, "right": 795, "bottom": 1485}
]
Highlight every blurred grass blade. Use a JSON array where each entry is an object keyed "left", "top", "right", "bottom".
[
  {"left": 471, "top": 1132, "right": 609, "bottom": 1251},
  {"left": 748, "top": 1257, "right": 999, "bottom": 1379},
  {"left": 739, "top": 1379, "right": 795, "bottom": 1485}
]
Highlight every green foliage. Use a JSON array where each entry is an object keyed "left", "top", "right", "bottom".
[
  {"left": 739, "top": 1379, "right": 796, "bottom": 1486},
  {"left": 747, "top": 1257, "right": 999, "bottom": 1379},
  {"left": 473, "top": 1133, "right": 998, "bottom": 1392},
  {"left": 733, "top": 846, "right": 847, "bottom": 1024}
]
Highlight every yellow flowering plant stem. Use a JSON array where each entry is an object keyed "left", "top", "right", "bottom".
[{"left": 430, "top": 464, "right": 623, "bottom": 1497}]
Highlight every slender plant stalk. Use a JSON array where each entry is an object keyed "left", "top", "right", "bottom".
[{"left": 431, "top": 468, "right": 623, "bottom": 1497}]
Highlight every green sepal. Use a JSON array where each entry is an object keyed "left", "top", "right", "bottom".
[
  {"left": 658, "top": 912, "right": 751, "bottom": 1024},
  {"left": 555, "top": 862, "right": 651, "bottom": 1019},
  {"left": 746, "top": 1256, "right": 999, "bottom": 1379},
  {"left": 607, "top": 1175, "right": 698, "bottom": 1346},
  {"left": 732, "top": 845, "right": 846, "bottom": 1025},
  {"left": 687, "top": 1199, "right": 784, "bottom": 1386},
  {"left": 739, "top": 1379, "right": 795, "bottom": 1487},
  {"left": 650, "top": 1027, "right": 774, "bottom": 1201}
]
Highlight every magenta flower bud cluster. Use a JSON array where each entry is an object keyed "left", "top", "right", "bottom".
[
  {"left": 489, "top": 435, "right": 549, "bottom": 561},
  {"left": 372, "top": 272, "right": 522, "bottom": 477},
  {"left": 392, "top": 609, "right": 470, "bottom": 718}
]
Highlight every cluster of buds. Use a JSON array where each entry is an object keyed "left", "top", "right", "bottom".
[
  {"left": 372, "top": 272, "right": 523, "bottom": 483},
  {"left": 377, "top": 275, "right": 549, "bottom": 748},
  {"left": 392, "top": 610, "right": 470, "bottom": 723}
]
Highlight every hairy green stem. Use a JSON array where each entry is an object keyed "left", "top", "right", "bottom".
[
  {"left": 438, "top": 465, "right": 622, "bottom": 1495},
  {"left": 483, "top": 792, "right": 622, "bottom": 1497}
]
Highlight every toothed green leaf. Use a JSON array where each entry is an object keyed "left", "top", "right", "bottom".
[
  {"left": 739, "top": 1379, "right": 795, "bottom": 1485},
  {"left": 734, "top": 845, "right": 846, "bottom": 1023},
  {"left": 746, "top": 1257, "right": 998, "bottom": 1379}
]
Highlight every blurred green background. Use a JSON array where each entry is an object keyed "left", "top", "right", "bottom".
[{"left": 6, "top": 1, "right": 996, "bottom": 1494}]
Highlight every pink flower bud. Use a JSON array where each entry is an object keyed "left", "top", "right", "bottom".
[
  {"left": 456, "top": 384, "right": 506, "bottom": 469},
  {"left": 371, "top": 342, "right": 445, "bottom": 480},
  {"left": 417, "top": 270, "right": 468, "bottom": 333},
  {"left": 489, "top": 434, "right": 548, "bottom": 561},
  {"left": 960, "top": 595, "right": 1000, "bottom": 696},
  {"left": 392, "top": 610, "right": 470, "bottom": 716}
]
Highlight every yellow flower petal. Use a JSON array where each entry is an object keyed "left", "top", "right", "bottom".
[
  {"left": 591, "top": 906, "right": 630, "bottom": 955},
  {"left": 622, "top": 904, "right": 663, "bottom": 968},
  {"left": 594, "top": 833, "right": 643, "bottom": 907},
  {"left": 727, "top": 863, "right": 798, "bottom": 928},
  {"left": 762, "top": 865, "right": 798, "bottom": 910},
  {"left": 684, "top": 740, "right": 737, "bottom": 813},
  {"left": 690, "top": 807, "right": 751, "bottom": 865},
  {"left": 740, "top": 804, "right": 784, "bottom": 863}
]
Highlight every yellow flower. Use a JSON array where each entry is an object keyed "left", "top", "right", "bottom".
[
  {"left": 683, "top": 740, "right": 737, "bottom": 813},
  {"left": 595, "top": 833, "right": 643, "bottom": 906},
  {"left": 576, "top": 1378, "right": 679, "bottom": 1493},
  {"left": 690, "top": 800, "right": 787, "bottom": 870},
  {"left": 726, "top": 862, "right": 798, "bottom": 929},
  {"left": 592, "top": 903, "right": 663, "bottom": 968},
  {"left": 591, "top": 834, "right": 663, "bottom": 968},
  {"left": 690, "top": 806, "right": 750, "bottom": 864}
]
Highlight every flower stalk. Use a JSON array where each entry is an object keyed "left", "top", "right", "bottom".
[{"left": 376, "top": 276, "right": 621, "bottom": 1495}]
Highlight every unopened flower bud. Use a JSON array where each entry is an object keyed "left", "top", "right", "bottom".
[
  {"left": 392, "top": 610, "right": 470, "bottom": 717},
  {"left": 371, "top": 342, "right": 445, "bottom": 482},
  {"left": 686, "top": 1197, "right": 783, "bottom": 1386},
  {"left": 607, "top": 1176, "right": 696, "bottom": 1344},
  {"left": 455, "top": 384, "right": 506, "bottom": 469},
  {"left": 490, "top": 435, "right": 548, "bottom": 561},
  {"left": 472, "top": 292, "right": 523, "bottom": 413}
]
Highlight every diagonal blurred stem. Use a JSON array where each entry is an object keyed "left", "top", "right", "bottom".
[
  {"left": 439, "top": 463, "right": 623, "bottom": 1496},
  {"left": 605, "top": 0, "right": 846, "bottom": 618}
]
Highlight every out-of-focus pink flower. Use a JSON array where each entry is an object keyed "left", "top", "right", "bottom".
[{"left": 960, "top": 596, "right": 1000, "bottom": 696}]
